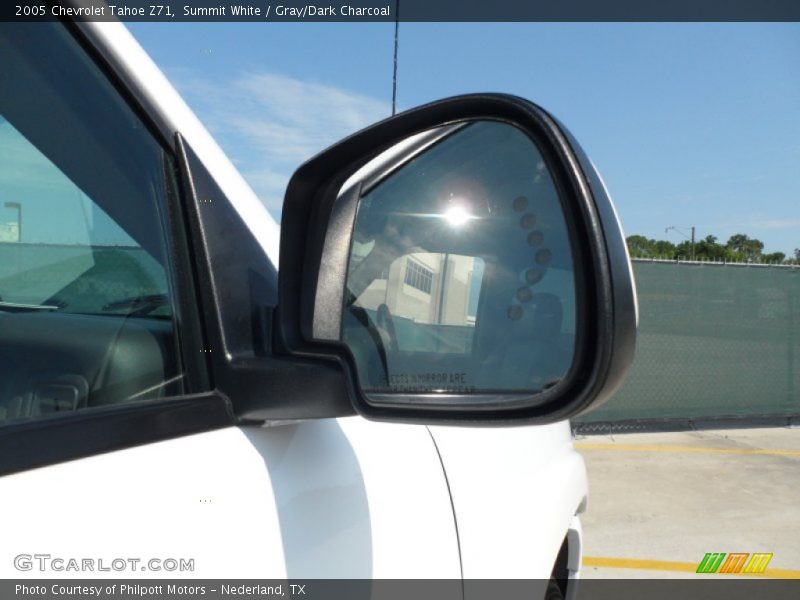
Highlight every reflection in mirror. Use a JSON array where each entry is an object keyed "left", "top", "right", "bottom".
[
  {"left": 341, "top": 120, "right": 577, "bottom": 398},
  {"left": 349, "top": 251, "right": 484, "bottom": 355}
]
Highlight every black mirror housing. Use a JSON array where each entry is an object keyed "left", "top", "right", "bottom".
[{"left": 275, "top": 94, "right": 637, "bottom": 426}]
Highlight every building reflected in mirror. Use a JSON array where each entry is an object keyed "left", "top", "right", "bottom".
[{"left": 350, "top": 247, "right": 482, "bottom": 354}]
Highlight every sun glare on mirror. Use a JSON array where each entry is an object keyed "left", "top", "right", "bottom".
[{"left": 443, "top": 204, "right": 475, "bottom": 227}]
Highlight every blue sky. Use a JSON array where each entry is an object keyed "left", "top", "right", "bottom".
[{"left": 129, "top": 22, "right": 800, "bottom": 255}]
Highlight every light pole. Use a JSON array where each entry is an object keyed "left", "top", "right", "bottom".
[
  {"left": 4, "top": 202, "right": 21, "bottom": 242},
  {"left": 437, "top": 252, "right": 450, "bottom": 324},
  {"left": 665, "top": 225, "right": 695, "bottom": 261}
]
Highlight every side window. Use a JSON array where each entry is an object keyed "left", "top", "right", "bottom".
[{"left": 0, "top": 23, "right": 185, "bottom": 423}]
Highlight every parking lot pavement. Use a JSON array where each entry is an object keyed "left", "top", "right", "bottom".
[{"left": 573, "top": 427, "right": 800, "bottom": 579}]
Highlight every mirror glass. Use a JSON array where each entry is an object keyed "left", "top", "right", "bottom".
[{"left": 341, "top": 120, "right": 577, "bottom": 398}]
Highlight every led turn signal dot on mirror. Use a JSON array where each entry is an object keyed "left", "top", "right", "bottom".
[
  {"left": 520, "top": 214, "right": 537, "bottom": 229},
  {"left": 525, "top": 268, "right": 544, "bottom": 284},
  {"left": 507, "top": 305, "right": 523, "bottom": 321},
  {"left": 516, "top": 287, "right": 534, "bottom": 302},
  {"left": 535, "top": 249, "right": 553, "bottom": 265},
  {"left": 512, "top": 196, "right": 528, "bottom": 212},
  {"left": 527, "top": 231, "right": 544, "bottom": 247}
]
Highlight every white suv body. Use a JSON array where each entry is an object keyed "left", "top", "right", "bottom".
[{"left": 0, "top": 18, "right": 611, "bottom": 585}]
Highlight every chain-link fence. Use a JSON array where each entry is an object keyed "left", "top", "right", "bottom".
[{"left": 574, "top": 259, "right": 800, "bottom": 433}]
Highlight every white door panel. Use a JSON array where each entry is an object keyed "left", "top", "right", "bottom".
[
  {"left": 430, "top": 421, "right": 586, "bottom": 578},
  {"left": 0, "top": 417, "right": 459, "bottom": 579},
  {"left": 0, "top": 427, "right": 285, "bottom": 578},
  {"left": 330, "top": 418, "right": 460, "bottom": 578}
]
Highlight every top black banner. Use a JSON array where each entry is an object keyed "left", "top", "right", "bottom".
[{"left": 7, "top": 0, "right": 800, "bottom": 22}]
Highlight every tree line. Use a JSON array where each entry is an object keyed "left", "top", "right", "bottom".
[{"left": 626, "top": 233, "right": 800, "bottom": 265}]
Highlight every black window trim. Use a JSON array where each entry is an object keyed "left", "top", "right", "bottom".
[{"left": 0, "top": 394, "right": 234, "bottom": 477}]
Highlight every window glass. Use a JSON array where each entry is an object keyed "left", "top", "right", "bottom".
[
  {"left": 0, "top": 23, "right": 183, "bottom": 422},
  {"left": 0, "top": 119, "right": 170, "bottom": 315}
]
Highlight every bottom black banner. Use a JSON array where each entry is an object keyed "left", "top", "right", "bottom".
[{"left": 4, "top": 579, "right": 800, "bottom": 600}]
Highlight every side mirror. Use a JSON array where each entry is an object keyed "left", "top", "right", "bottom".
[{"left": 276, "top": 94, "right": 637, "bottom": 425}]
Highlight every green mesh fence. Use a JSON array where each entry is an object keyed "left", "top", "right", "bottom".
[{"left": 575, "top": 260, "right": 800, "bottom": 428}]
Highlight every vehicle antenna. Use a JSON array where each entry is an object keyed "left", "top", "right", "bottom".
[{"left": 392, "top": 0, "right": 400, "bottom": 116}]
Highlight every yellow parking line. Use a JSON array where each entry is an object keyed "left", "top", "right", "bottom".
[
  {"left": 583, "top": 555, "right": 698, "bottom": 573},
  {"left": 583, "top": 556, "right": 800, "bottom": 579},
  {"left": 574, "top": 443, "right": 800, "bottom": 457}
]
